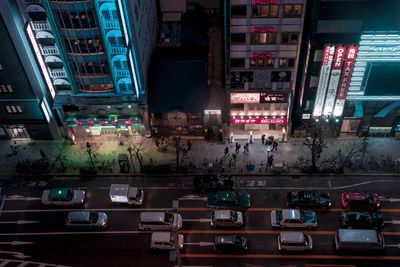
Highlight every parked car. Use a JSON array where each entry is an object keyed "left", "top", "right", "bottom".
[
  {"left": 193, "top": 175, "right": 234, "bottom": 193},
  {"left": 41, "top": 188, "right": 85, "bottom": 206},
  {"left": 278, "top": 231, "right": 313, "bottom": 252},
  {"left": 339, "top": 211, "right": 384, "bottom": 229},
  {"left": 286, "top": 191, "right": 331, "bottom": 209},
  {"left": 138, "top": 212, "right": 182, "bottom": 231},
  {"left": 214, "top": 235, "right": 248, "bottom": 254},
  {"left": 335, "top": 229, "right": 385, "bottom": 252},
  {"left": 210, "top": 210, "right": 244, "bottom": 228},
  {"left": 271, "top": 209, "right": 317, "bottom": 229},
  {"left": 207, "top": 191, "right": 250, "bottom": 211},
  {"left": 341, "top": 192, "right": 381, "bottom": 210},
  {"left": 150, "top": 232, "right": 184, "bottom": 250},
  {"left": 109, "top": 184, "right": 144, "bottom": 206},
  {"left": 65, "top": 211, "right": 108, "bottom": 229}
]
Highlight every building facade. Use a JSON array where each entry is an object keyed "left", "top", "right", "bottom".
[
  {"left": 0, "top": 0, "right": 158, "bottom": 141},
  {"left": 225, "top": 0, "right": 307, "bottom": 141},
  {"left": 296, "top": 0, "right": 400, "bottom": 137}
]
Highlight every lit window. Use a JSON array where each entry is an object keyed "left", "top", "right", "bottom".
[
  {"left": 283, "top": 4, "right": 302, "bottom": 17},
  {"left": 5, "top": 105, "right": 23, "bottom": 114},
  {"left": 0, "top": 85, "right": 13, "bottom": 93},
  {"left": 252, "top": 5, "right": 278, "bottom": 17}
]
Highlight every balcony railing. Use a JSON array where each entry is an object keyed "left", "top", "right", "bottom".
[
  {"left": 50, "top": 69, "right": 67, "bottom": 78},
  {"left": 41, "top": 45, "right": 59, "bottom": 56},
  {"left": 32, "top": 21, "right": 51, "bottom": 31},
  {"left": 110, "top": 46, "right": 127, "bottom": 54},
  {"left": 116, "top": 69, "right": 130, "bottom": 77},
  {"left": 103, "top": 19, "right": 120, "bottom": 30}
]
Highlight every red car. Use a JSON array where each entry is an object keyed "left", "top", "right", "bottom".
[{"left": 341, "top": 192, "right": 381, "bottom": 210}]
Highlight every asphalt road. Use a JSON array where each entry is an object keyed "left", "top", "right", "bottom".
[{"left": 0, "top": 175, "right": 400, "bottom": 267}]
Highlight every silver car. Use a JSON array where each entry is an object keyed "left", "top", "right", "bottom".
[
  {"left": 278, "top": 231, "right": 313, "bottom": 252},
  {"left": 210, "top": 210, "right": 244, "bottom": 228},
  {"left": 41, "top": 188, "right": 85, "bottom": 207},
  {"left": 66, "top": 211, "right": 108, "bottom": 229}
]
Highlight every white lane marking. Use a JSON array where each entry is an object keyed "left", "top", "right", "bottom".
[
  {"left": 5, "top": 196, "right": 41, "bottom": 201},
  {"left": 328, "top": 179, "right": 331, "bottom": 189},
  {"left": 183, "top": 242, "right": 214, "bottom": 246},
  {"left": 179, "top": 195, "right": 207, "bottom": 201},
  {"left": 174, "top": 266, "right": 212, "bottom": 267},
  {"left": 381, "top": 198, "right": 400, "bottom": 202},
  {"left": 0, "top": 260, "right": 10, "bottom": 267},
  {"left": 384, "top": 220, "right": 400, "bottom": 224},
  {"left": 386, "top": 244, "right": 400, "bottom": 248},
  {"left": 0, "top": 241, "right": 34, "bottom": 246},
  {"left": 2, "top": 208, "right": 171, "bottom": 213},
  {"left": 0, "top": 258, "right": 70, "bottom": 267},
  {"left": 0, "top": 251, "right": 30, "bottom": 259},
  {"left": 0, "top": 231, "right": 151, "bottom": 236},
  {"left": 182, "top": 218, "right": 211, "bottom": 223},
  {"left": 0, "top": 220, "right": 39, "bottom": 225},
  {"left": 99, "top": 186, "right": 191, "bottom": 190}
]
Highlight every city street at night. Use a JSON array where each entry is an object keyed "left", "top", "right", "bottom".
[{"left": 1, "top": 175, "right": 400, "bottom": 267}]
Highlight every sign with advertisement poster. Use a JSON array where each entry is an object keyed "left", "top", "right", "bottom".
[
  {"left": 250, "top": 52, "right": 274, "bottom": 59},
  {"left": 231, "top": 71, "right": 253, "bottom": 83},
  {"left": 230, "top": 117, "right": 287, "bottom": 125},
  {"left": 271, "top": 71, "right": 291, "bottom": 82},
  {"left": 323, "top": 46, "right": 347, "bottom": 115},
  {"left": 333, "top": 45, "right": 358, "bottom": 116},
  {"left": 252, "top": 0, "right": 279, "bottom": 4},
  {"left": 260, "top": 92, "right": 288, "bottom": 103},
  {"left": 230, "top": 93, "right": 260, "bottom": 104},
  {"left": 313, "top": 45, "right": 335, "bottom": 116},
  {"left": 251, "top": 26, "right": 277, "bottom": 33}
]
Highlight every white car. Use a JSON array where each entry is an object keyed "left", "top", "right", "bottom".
[
  {"left": 41, "top": 188, "right": 85, "bottom": 206},
  {"left": 109, "top": 184, "right": 144, "bottom": 206},
  {"left": 271, "top": 209, "right": 317, "bottom": 229},
  {"left": 210, "top": 210, "right": 244, "bottom": 228}
]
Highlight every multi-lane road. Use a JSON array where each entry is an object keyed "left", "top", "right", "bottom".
[{"left": 0, "top": 175, "right": 400, "bottom": 267}]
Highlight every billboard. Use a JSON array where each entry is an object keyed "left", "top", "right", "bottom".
[
  {"left": 313, "top": 45, "right": 335, "bottom": 116},
  {"left": 333, "top": 45, "right": 358, "bottom": 116},
  {"left": 251, "top": 26, "right": 277, "bottom": 33},
  {"left": 230, "top": 117, "right": 287, "bottom": 124},
  {"left": 230, "top": 93, "right": 260, "bottom": 104},
  {"left": 260, "top": 92, "right": 288, "bottom": 103},
  {"left": 323, "top": 46, "right": 346, "bottom": 115}
]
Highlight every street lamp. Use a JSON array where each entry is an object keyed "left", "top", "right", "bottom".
[{"left": 266, "top": 145, "right": 272, "bottom": 173}]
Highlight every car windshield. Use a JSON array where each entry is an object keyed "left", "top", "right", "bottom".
[
  {"left": 234, "top": 236, "right": 242, "bottom": 245},
  {"left": 136, "top": 189, "right": 142, "bottom": 199},
  {"left": 89, "top": 212, "right": 99, "bottom": 223},
  {"left": 164, "top": 213, "right": 174, "bottom": 224},
  {"left": 230, "top": 211, "right": 238, "bottom": 221}
]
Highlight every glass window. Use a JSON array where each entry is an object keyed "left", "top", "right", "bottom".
[
  {"left": 231, "top": 33, "right": 246, "bottom": 43},
  {"left": 279, "top": 58, "right": 295, "bottom": 67},
  {"left": 283, "top": 4, "right": 302, "bottom": 17},
  {"left": 57, "top": 11, "right": 96, "bottom": 29},
  {"left": 250, "top": 33, "right": 276, "bottom": 45},
  {"left": 231, "top": 6, "right": 247, "bottom": 16},
  {"left": 252, "top": 5, "right": 279, "bottom": 17},
  {"left": 250, "top": 58, "right": 274, "bottom": 68},
  {"left": 230, "top": 58, "right": 245, "bottom": 68},
  {"left": 281, "top": 33, "right": 298, "bottom": 44}
]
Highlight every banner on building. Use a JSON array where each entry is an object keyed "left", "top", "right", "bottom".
[
  {"left": 260, "top": 92, "right": 288, "bottom": 103},
  {"left": 323, "top": 46, "right": 346, "bottom": 115},
  {"left": 252, "top": 0, "right": 279, "bottom": 4},
  {"left": 333, "top": 45, "right": 358, "bottom": 116},
  {"left": 251, "top": 26, "right": 277, "bottom": 33},
  {"left": 230, "top": 93, "right": 260, "bottom": 104},
  {"left": 230, "top": 117, "right": 287, "bottom": 124},
  {"left": 250, "top": 52, "right": 274, "bottom": 59},
  {"left": 313, "top": 45, "right": 335, "bottom": 116}
]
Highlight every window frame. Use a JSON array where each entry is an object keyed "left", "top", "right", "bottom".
[
  {"left": 250, "top": 32, "right": 277, "bottom": 45},
  {"left": 252, "top": 4, "right": 279, "bottom": 18},
  {"left": 283, "top": 4, "right": 303, "bottom": 17},
  {"left": 281, "top": 33, "right": 298, "bottom": 44}
]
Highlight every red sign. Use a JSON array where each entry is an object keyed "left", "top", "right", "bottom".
[
  {"left": 252, "top": 0, "right": 279, "bottom": 4},
  {"left": 230, "top": 117, "right": 287, "bottom": 125},
  {"left": 332, "top": 46, "right": 346, "bottom": 70},
  {"left": 260, "top": 92, "right": 288, "bottom": 103},
  {"left": 250, "top": 52, "right": 274, "bottom": 59},
  {"left": 251, "top": 26, "right": 277, "bottom": 33},
  {"left": 336, "top": 46, "right": 358, "bottom": 100}
]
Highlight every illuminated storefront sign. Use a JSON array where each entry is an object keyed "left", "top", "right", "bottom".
[
  {"left": 230, "top": 93, "right": 260, "bottom": 104},
  {"left": 313, "top": 45, "right": 335, "bottom": 116},
  {"left": 250, "top": 52, "right": 274, "bottom": 59},
  {"left": 323, "top": 46, "right": 346, "bottom": 115},
  {"left": 26, "top": 23, "right": 56, "bottom": 99},
  {"left": 260, "top": 92, "right": 288, "bottom": 103},
  {"left": 230, "top": 117, "right": 287, "bottom": 124},
  {"left": 333, "top": 45, "right": 358, "bottom": 116},
  {"left": 252, "top": 0, "right": 279, "bottom": 4},
  {"left": 66, "top": 117, "right": 140, "bottom": 127},
  {"left": 251, "top": 26, "right": 277, "bottom": 33}
]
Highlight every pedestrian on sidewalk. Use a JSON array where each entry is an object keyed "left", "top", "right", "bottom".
[
  {"left": 268, "top": 155, "right": 274, "bottom": 168},
  {"left": 39, "top": 149, "right": 47, "bottom": 159},
  {"left": 224, "top": 146, "right": 229, "bottom": 156},
  {"left": 261, "top": 134, "right": 266, "bottom": 145},
  {"left": 272, "top": 140, "right": 278, "bottom": 151},
  {"left": 154, "top": 138, "right": 160, "bottom": 148},
  {"left": 187, "top": 140, "right": 192, "bottom": 151}
]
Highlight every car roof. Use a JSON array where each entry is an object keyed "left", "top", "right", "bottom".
[
  {"left": 216, "top": 191, "right": 236, "bottom": 200},
  {"left": 337, "top": 229, "right": 379, "bottom": 242},
  {"left": 345, "top": 192, "right": 370, "bottom": 200},
  {"left": 280, "top": 231, "right": 305, "bottom": 243},
  {"left": 140, "top": 212, "right": 167, "bottom": 222},
  {"left": 214, "top": 235, "right": 236, "bottom": 244},
  {"left": 213, "top": 210, "right": 234, "bottom": 219},
  {"left": 282, "top": 209, "right": 300, "bottom": 219},
  {"left": 151, "top": 232, "right": 172, "bottom": 241},
  {"left": 109, "top": 184, "right": 129, "bottom": 196},
  {"left": 68, "top": 211, "right": 90, "bottom": 221},
  {"left": 49, "top": 188, "right": 71, "bottom": 199}
]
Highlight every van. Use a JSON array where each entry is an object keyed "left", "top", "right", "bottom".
[
  {"left": 278, "top": 231, "right": 313, "bottom": 252},
  {"left": 150, "top": 232, "right": 184, "bottom": 250},
  {"left": 138, "top": 212, "right": 182, "bottom": 231},
  {"left": 335, "top": 229, "right": 385, "bottom": 251}
]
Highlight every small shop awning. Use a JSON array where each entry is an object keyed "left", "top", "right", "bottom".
[
  {"left": 66, "top": 116, "right": 142, "bottom": 127},
  {"left": 375, "top": 101, "right": 400, "bottom": 118}
]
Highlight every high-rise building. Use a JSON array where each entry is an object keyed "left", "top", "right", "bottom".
[
  {"left": 0, "top": 11, "right": 62, "bottom": 140},
  {"left": 0, "top": 0, "right": 158, "bottom": 141},
  {"left": 295, "top": 0, "right": 400, "bottom": 137},
  {"left": 224, "top": 0, "right": 307, "bottom": 141}
]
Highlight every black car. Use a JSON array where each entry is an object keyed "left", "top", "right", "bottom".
[
  {"left": 193, "top": 175, "right": 234, "bottom": 193},
  {"left": 339, "top": 211, "right": 384, "bottom": 229},
  {"left": 214, "top": 235, "right": 248, "bottom": 254},
  {"left": 286, "top": 191, "right": 331, "bottom": 209}
]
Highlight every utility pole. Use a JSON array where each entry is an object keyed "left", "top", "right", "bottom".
[
  {"left": 170, "top": 200, "right": 182, "bottom": 267},
  {"left": 85, "top": 142, "right": 95, "bottom": 168}
]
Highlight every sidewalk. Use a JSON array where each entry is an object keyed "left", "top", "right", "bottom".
[{"left": 0, "top": 136, "right": 399, "bottom": 178}]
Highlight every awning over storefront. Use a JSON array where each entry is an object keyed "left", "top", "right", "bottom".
[
  {"left": 353, "top": 101, "right": 363, "bottom": 118},
  {"left": 375, "top": 101, "right": 400, "bottom": 118},
  {"left": 66, "top": 116, "right": 142, "bottom": 127}
]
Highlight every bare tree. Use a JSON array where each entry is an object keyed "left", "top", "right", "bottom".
[
  {"left": 303, "top": 118, "right": 337, "bottom": 173},
  {"left": 126, "top": 137, "right": 145, "bottom": 172},
  {"left": 173, "top": 136, "right": 183, "bottom": 172},
  {"left": 335, "top": 142, "right": 359, "bottom": 173},
  {"left": 51, "top": 140, "right": 71, "bottom": 172}
]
